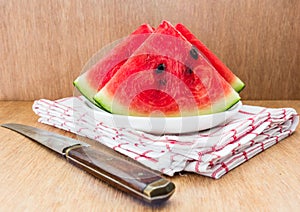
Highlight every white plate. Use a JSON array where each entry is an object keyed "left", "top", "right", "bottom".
[{"left": 83, "top": 100, "right": 243, "bottom": 134}]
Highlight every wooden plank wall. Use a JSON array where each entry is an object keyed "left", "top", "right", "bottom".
[{"left": 0, "top": 0, "right": 299, "bottom": 100}]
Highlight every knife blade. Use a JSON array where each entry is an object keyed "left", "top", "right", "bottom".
[{"left": 1, "top": 123, "right": 175, "bottom": 203}]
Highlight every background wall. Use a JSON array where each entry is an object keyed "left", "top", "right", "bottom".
[{"left": 1, "top": 0, "right": 299, "bottom": 100}]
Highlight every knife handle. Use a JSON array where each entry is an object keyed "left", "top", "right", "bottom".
[{"left": 65, "top": 145, "right": 175, "bottom": 203}]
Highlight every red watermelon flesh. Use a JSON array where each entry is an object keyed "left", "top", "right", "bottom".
[
  {"left": 94, "top": 21, "right": 240, "bottom": 117},
  {"left": 175, "top": 23, "right": 245, "bottom": 92},
  {"left": 73, "top": 24, "right": 154, "bottom": 104}
]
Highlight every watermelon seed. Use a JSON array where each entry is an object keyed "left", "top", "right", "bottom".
[
  {"left": 155, "top": 63, "right": 166, "bottom": 74},
  {"left": 190, "top": 46, "right": 199, "bottom": 60},
  {"left": 186, "top": 68, "right": 193, "bottom": 75}
]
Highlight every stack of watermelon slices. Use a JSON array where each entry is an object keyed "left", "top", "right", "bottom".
[{"left": 74, "top": 20, "right": 245, "bottom": 117}]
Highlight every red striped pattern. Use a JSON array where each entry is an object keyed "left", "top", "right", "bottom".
[{"left": 32, "top": 97, "right": 299, "bottom": 179}]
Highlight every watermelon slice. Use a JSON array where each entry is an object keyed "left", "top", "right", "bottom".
[
  {"left": 73, "top": 24, "right": 154, "bottom": 104},
  {"left": 175, "top": 23, "right": 245, "bottom": 92},
  {"left": 94, "top": 21, "right": 240, "bottom": 117}
]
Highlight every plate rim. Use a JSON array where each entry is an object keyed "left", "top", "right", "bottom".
[{"left": 82, "top": 100, "right": 243, "bottom": 134}]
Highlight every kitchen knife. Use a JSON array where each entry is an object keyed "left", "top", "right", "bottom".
[{"left": 1, "top": 123, "right": 175, "bottom": 203}]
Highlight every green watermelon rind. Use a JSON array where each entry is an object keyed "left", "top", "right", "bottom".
[
  {"left": 93, "top": 87, "right": 241, "bottom": 117},
  {"left": 231, "top": 77, "right": 245, "bottom": 93},
  {"left": 73, "top": 76, "right": 103, "bottom": 108}
]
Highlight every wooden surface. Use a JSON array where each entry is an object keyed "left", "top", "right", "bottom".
[
  {"left": 0, "top": 100, "right": 299, "bottom": 211},
  {"left": 0, "top": 0, "right": 299, "bottom": 101}
]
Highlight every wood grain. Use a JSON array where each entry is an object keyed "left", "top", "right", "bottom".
[
  {"left": 0, "top": 100, "right": 299, "bottom": 211},
  {"left": 0, "top": 0, "right": 299, "bottom": 100}
]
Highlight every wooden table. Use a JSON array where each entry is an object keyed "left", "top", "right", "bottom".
[{"left": 1, "top": 100, "right": 299, "bottom": 211}]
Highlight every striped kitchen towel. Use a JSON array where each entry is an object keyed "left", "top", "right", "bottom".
[{"left": 32, "top": 96, "right": 299, "bottom": 179}]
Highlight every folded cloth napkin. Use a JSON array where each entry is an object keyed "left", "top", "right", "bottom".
[{"left": 32, "top": 97, "right": 299, "bottom": 179}]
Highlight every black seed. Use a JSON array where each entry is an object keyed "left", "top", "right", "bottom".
[
  {"left": 186, "top": 68, "right": 193, "bottom": 75},
  {"left": 190, "top": 46, "right": 199, "bottom": 60},
  {"left": 157, "top": 63, "right": 165, "bottom": 70},
  {"left": 156, "top": 63, "right": 165, "bottom": 74},
  {"left": 158, "top": 79, "right": 167, "bottom": 86}
]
